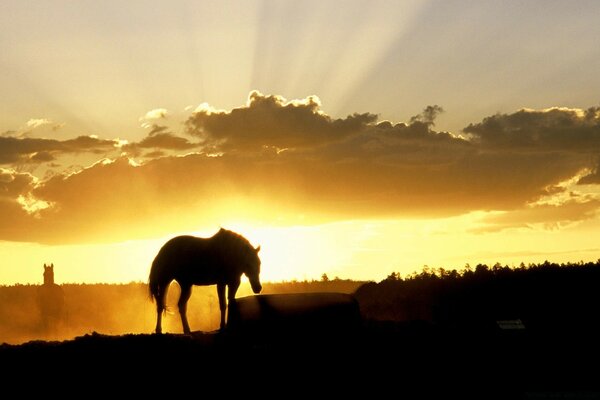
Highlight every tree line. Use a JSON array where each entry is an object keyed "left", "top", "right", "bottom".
[{"left": 355, "top": 260, "right": 600, "bottom": 330}]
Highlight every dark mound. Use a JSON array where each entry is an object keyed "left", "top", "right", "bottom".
[{"left": 228, "top": 292, "right": 361, "bottom": 336}]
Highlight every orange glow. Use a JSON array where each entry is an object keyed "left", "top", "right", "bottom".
[
  {"left": 3, "top": 213, "right": 600, "bottom": 286},
  {"left": 1, "top": 2, "right": 600, "bottom": 289}
]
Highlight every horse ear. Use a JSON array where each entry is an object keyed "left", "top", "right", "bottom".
[
  {"left": 50, "top": 263, "right": 54, "bottom": 269},
  {"left": 255, "top": 245, "right": 261, "bottom": 253},
  {"left": 43, "top": 264, "right": 47, "bottom": 269}
]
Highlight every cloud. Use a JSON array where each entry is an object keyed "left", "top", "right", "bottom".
[
  {"left": 26, "top": 118, "right": 53, "bottom": 129},
  {"left": 142, "top": 150, "right": 166, "bottom": 159},
  {"left": 0, "top": 135, "right": 119, "bottom": 164},
  {"left": 1, "top": 93, "right": 600, "bottom": 244},
  {"left": 30, "top": 151, "right": 55, "bottom": 162},
  {"left": 136, "top": 132, "right": 197, "bottom": 150},
  {"left": 577, "top": 156, "right": 600, "bottom": 185},
  {"left": 141, "top": 108, "right": 169, "bottom": 120},
  {"left": 465, "top": 106, "right": 600, "bottom": 188},
  {"left": 0, "top": 169, "right": 47, "bottom": 236},
  {"left": 122, "top": 126, "right": 199, "bottom": 156},
  {"left": 472, "top": 199, "right": 600, "bottom": 233},
  {"left": 578, "top": 171, "right": 600, "bottom": 185},
  {"left": 2, "top": 118, "right": 65, "bottom": 139},
  {"left": 464, "top": 106, "right": 600, "bottom": 152},
  {"left": 139, "top": 108, "right": 169, "bottom": 129},
  {"left": 0, "top": 169, "right": 37, "bottom": 200},
  {"left": 410, "top": 105, "right": 444, "bottom": 126},
  {"left": 140, "top": 108, "right": 168, "bottom": 121},
  {"left": 186, "top": 90, "right": 377, "bottom": 151},
  {"left": 0, "top": 145, "right": 577, "bottom": 243}
]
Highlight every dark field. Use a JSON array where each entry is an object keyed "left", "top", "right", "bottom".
[
  {"left": 1, "top": 321, "right": 599, "bottom": 396},
  {"left": 3, "top": 262, "right": 600, "bottom": 395}
]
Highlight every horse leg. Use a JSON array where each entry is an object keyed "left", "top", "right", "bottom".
[
  {"left": 178, "top": 284, "right": 192, "bottom": 334},
  {"left": 155, "top": 293, "right": 163, "bottom": 334},
  {"left": 226, "top": 279, "right": 241, "bottom": 326},
  {"left": 217, "top": 283, "right": 226, "bottom": 330}
]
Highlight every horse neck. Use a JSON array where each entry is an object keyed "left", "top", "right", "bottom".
[{"left": 44, "top": 272, "right": 54, "bottom": 285}]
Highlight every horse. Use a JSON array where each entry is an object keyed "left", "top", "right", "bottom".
[
  {"left": 36, "top": 263, "right": 65, "bottom": 333},
  {"left": 148, "top": 228, "right": 262, "bottom": 334}
]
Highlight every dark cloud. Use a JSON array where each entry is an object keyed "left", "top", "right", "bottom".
[
  {"left": 578, "top": 171, "right": 600, "bottom": 185},
  {"left": 464, "top": 107, "right": 600, "bottom": 152},
  {"left": 0, "top": 128, "right": 198, "bottom": 166},
  {"left": 143, "top": 150, "right": 166, "bottom": 159},
  {"left": 30, "top": 151, "right": 55, "bottom": 162},
  {"left": 122, "top": 126, "right": 199, "bottom": 156},
  {"left": 61, "top": 136, "right": 117, "bottom": 153},
  {"left": 0, "top": 169, "right": 36, "bottom": 200},
  {"left": 465, "top": 106, "right": 600, "bottom": 190},
  {"left": 147, "top": 124, "right": 170, "bottom": 136},
  {"left": 128, "top": 133, "right": 197, "bottom": 152},
  {"left": 410, "top": 105, "right": 444, "bottom": 126},
  {"left": 186, "top": 91, "right": 377, "bottom": 151},
  {"left": 1, "top": 95, "right": 600, "bottom": 244},
  {"left": 0, "top": 136, "right": 118, "bottom": 164},
  {"left": 0, "top": 170, "right": 41, "bottom": 239},
  {"left": 135, "top": 134, "right": 197, "bottom": 151},
  {"left": 577, "top": 155, "right": 600, "bottom": 185},
  {"left": 322, "top": 118, "right": 471, "bottom": 166}
]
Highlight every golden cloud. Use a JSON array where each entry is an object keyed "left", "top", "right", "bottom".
[
  {"left": 0, "top": 94, "right": 599, "bottom": 244},
  {"left": 186, "top": 91, "right": 377, "bottom": 152}
]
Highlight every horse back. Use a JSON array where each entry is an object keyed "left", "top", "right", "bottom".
[{"left": 154, "top": 235, "right": 235, "bottom": 284}]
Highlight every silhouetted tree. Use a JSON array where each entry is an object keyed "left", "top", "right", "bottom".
[
  {"left": 354, "top": 260, "right": 600, "bottom": 331},
  {"left": 387, "top": 272, "right": 400, "bottom": 281}
]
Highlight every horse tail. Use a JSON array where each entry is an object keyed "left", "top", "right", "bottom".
[{"left": 148, "top": 257, "right": 164, "bottom": 312}]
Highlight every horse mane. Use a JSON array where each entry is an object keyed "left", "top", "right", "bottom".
[{"left": 215, "top": 228, "right": 254, "bottom": 252}]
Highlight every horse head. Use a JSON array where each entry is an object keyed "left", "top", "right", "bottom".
[
  {"left": 244, "top": 245, "right": 262, "bottom": 294},
  {"left": 43, "top": 263, "right": 54, "bottom": 285}
]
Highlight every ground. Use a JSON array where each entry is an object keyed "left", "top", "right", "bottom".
[{"left": 2, "top": 321, "right": 598, "bottom": 396}]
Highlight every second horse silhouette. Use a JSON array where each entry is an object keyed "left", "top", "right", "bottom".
[{"left": 149, "top": 228, "right": 262, "bottom": 334}]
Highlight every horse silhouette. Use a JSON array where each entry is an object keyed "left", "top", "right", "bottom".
[
  {"left": 149, "top": 228, "right": 262, "bottom": 334},
  {"left": 36, "top": 263, "right": 65, "bottom": 332}
]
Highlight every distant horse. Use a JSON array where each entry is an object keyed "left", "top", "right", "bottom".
[
  {"left": 149, "top": 228, "right": 262, "bottom": 334},
  {"left": 36, "top": 263, "right": 65, "bottom": 332}
]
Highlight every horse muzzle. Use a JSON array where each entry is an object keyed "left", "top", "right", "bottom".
[{"left": 251, "top": 281, "right": 262, "bottom": 294}]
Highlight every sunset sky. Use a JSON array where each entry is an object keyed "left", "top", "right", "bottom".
[{"left": 2, "top": 0, "right": 600, "bottom": 284}]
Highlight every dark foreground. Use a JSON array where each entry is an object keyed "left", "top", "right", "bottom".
[{"left": 2, "top": 322, "right": 599, "bottom": 397}]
